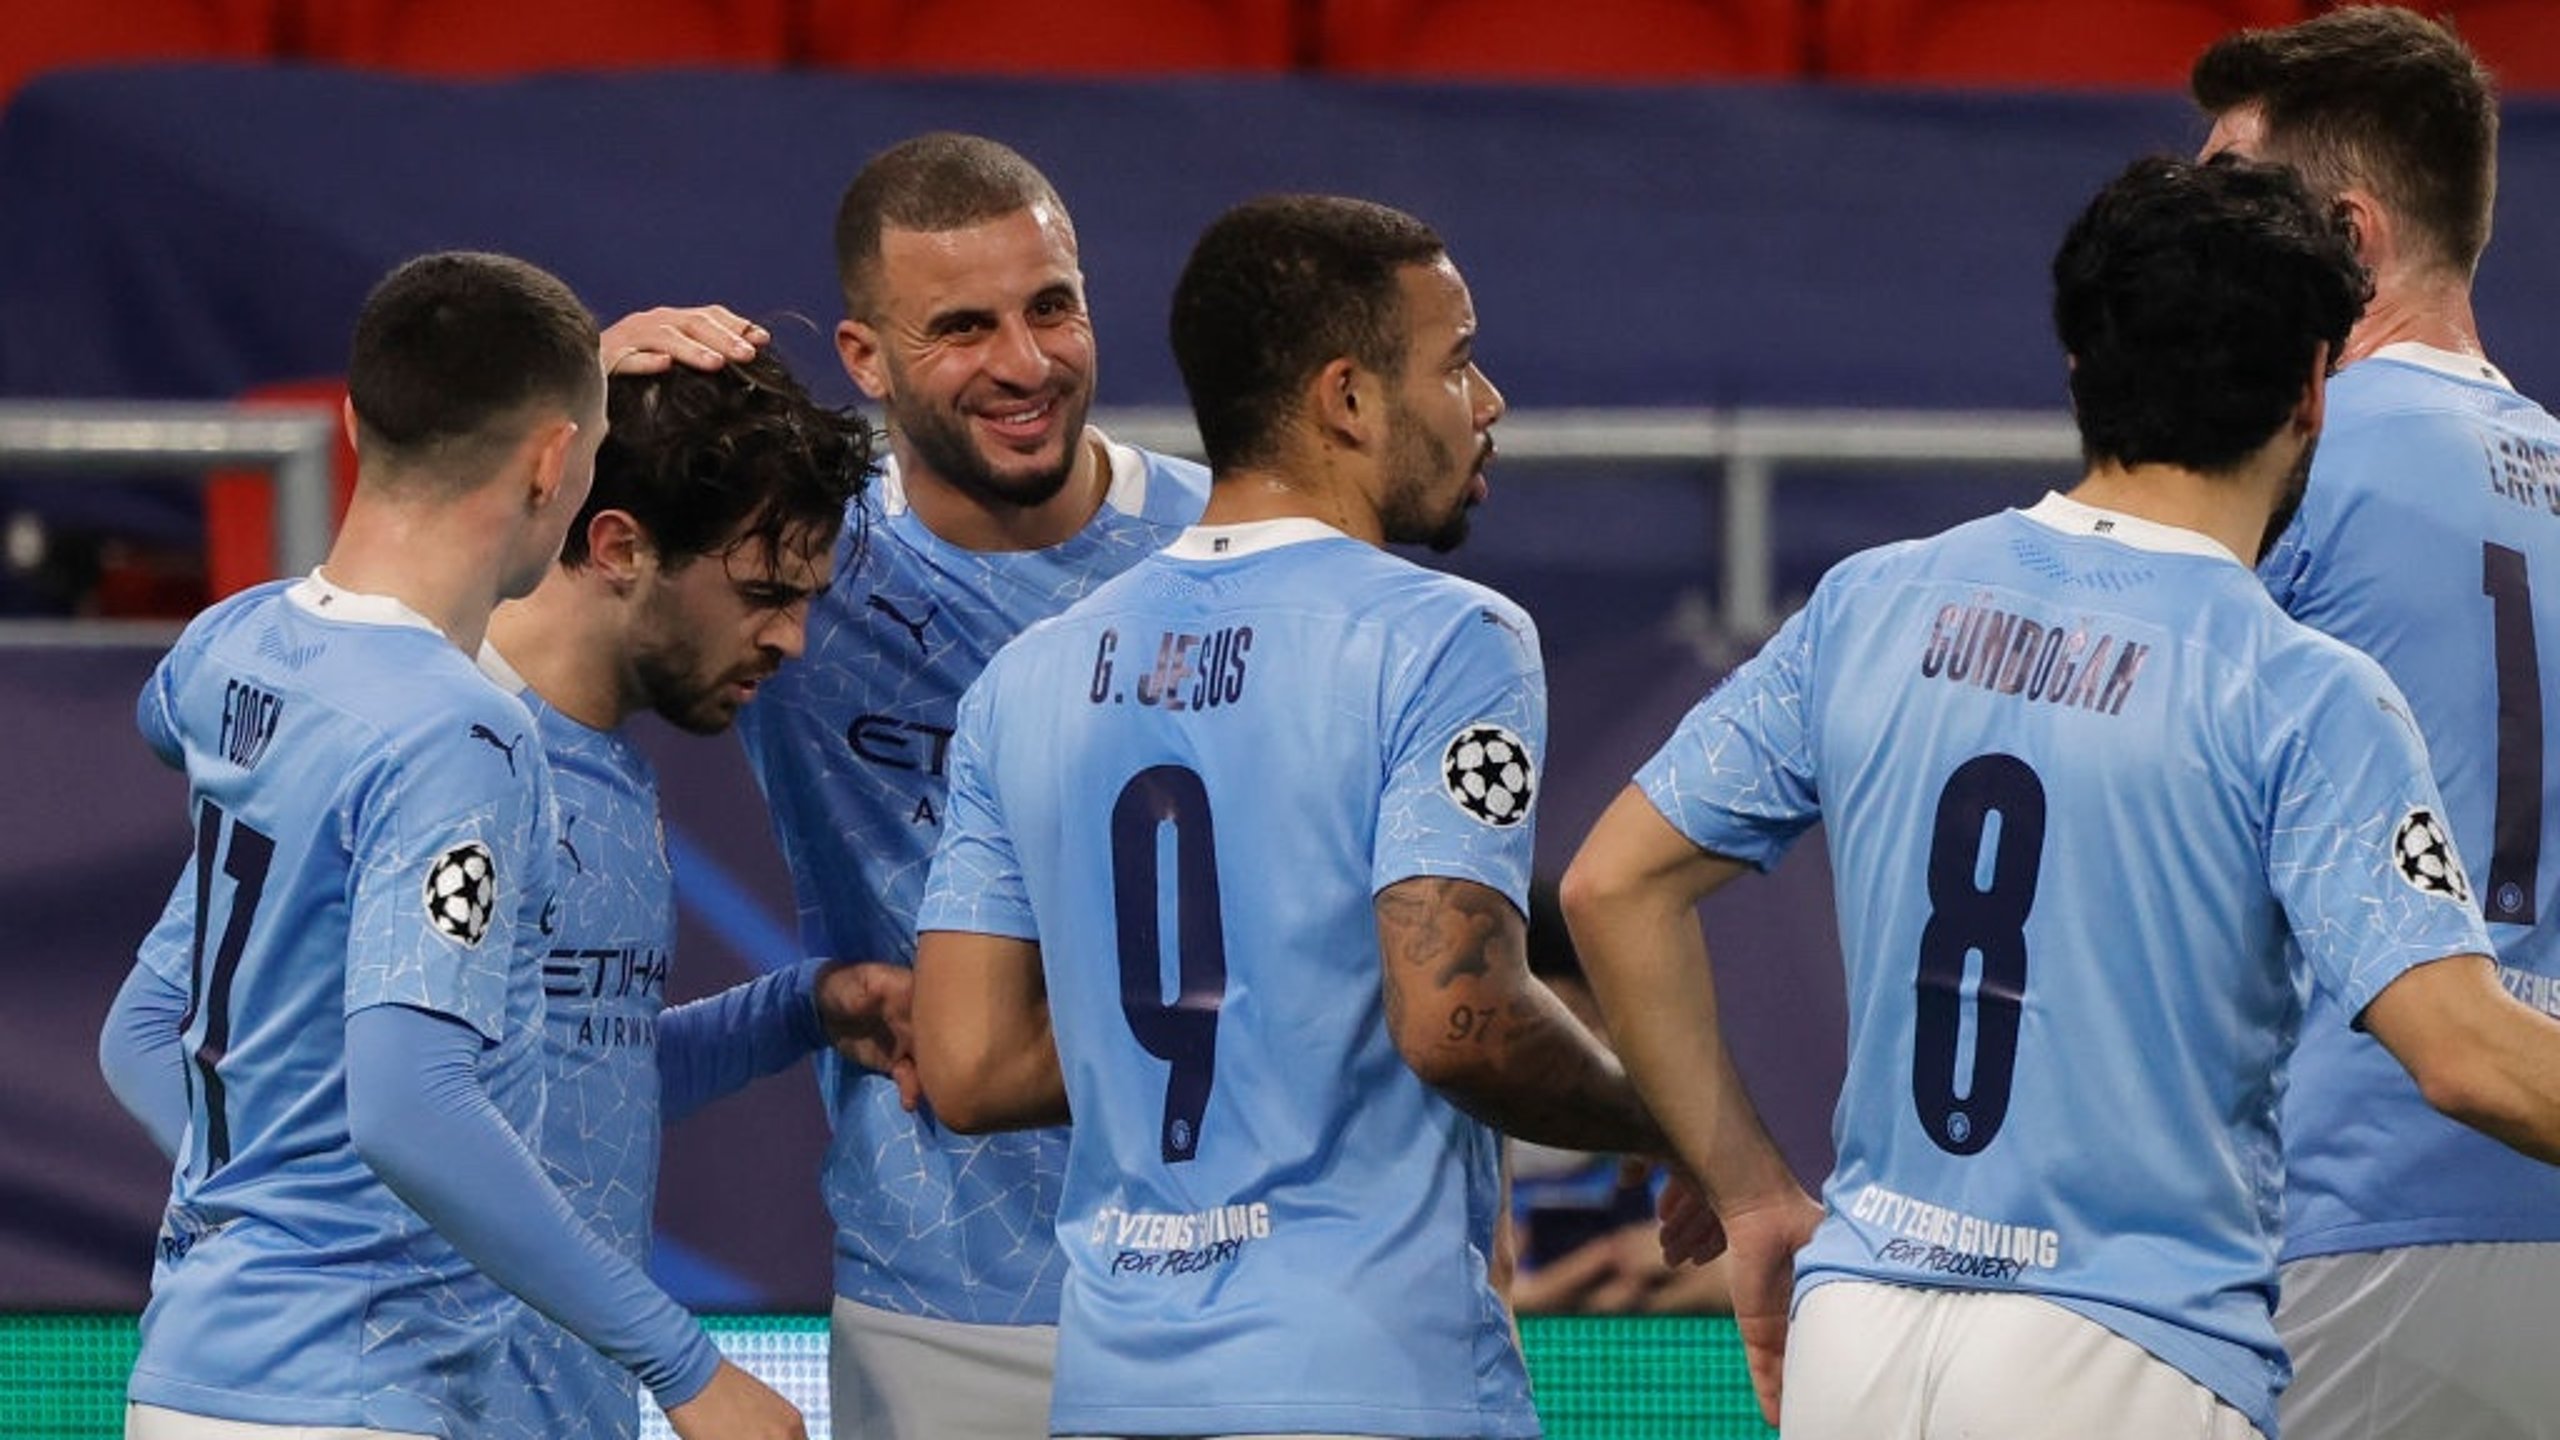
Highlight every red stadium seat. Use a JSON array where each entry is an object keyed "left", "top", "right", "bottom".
[
  {"left": 205, "top": 377, "right": 354, "bottom": 601},
  {"left": 286, "top": 0, "right": 792, "bottom": 75},
  {"left": 2401, "top": 2, "right": 2560, "bottom": 96},
  {"left": 0, "top": 0, "right": 279, "bottom": 114},
  {"left": 1312, "top": 0, "right": 1810, "bottom": 81},
  {"left": 1821, "top": 0, "right": 2310, "bottom": 89},
  {"left": 801, "top": 0, "right": 1300, "bottom": 75}
]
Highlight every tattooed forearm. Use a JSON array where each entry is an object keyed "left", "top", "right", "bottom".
[
  {"left": 1377, "top": 878, "right": 1667, "bottom": 1153},
  {"left": 1376, "top": 877, "right": 1503, "bottom": 989}
]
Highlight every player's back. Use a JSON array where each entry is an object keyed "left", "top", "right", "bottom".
[
  {"left": 127, "top": 577, "right": 554, "bottom": 1435},
  {"left": 2265, "top": 348, "right": 2560, "bottom": 1255},
  {"left": 1753, "top": 498, "right": 2474, "bottom": 1436},
  {"left": 928, "top": 519, "right": 1540, "bottom": 1438}
]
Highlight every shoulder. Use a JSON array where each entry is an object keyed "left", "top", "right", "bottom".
[{"left": 1097, "top": 435, "right": 1211, "bottom": 526}]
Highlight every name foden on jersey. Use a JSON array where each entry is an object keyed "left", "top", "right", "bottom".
[
  {"left": 220, "top": 679, "right": 284, "bottom": 769},
  {"left": 1919, "top": 602, "right": 2149, "bottom": 716},
  {"left": 1087, "top": 626, "right": 1254, "bottom": 711}
]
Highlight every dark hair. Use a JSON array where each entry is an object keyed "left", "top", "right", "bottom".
[
  {"left": 833, "top": 132, "right": 1071, "bottom": 320},
  {"left": 565, "top": 351, "right": 872, "bottom": 573},
  {"left": 347, "top": 251, "right": 600, "bottom": 479},
  {"left": 2054, "top": 155, "right": 2367, "bottom": 475},
  {"left": 2191, "top": 4, "right": 2498, "bottom": 275},
  {"left": 1168, "top": 194, "right": 1447, "bottom": 474}
]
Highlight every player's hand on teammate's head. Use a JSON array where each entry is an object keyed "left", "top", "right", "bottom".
[
  {"left": 662, "top": 1358, "right": 805, "bottom": 1440},
  {"left": 601, "top": 305, "right": 768, "bottom": 378},
  {"left": 817, "top": 961, "right": 922, "bottom": 1109}
]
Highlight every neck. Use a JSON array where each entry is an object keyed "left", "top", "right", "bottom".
[
  {"left": 898, "top": 429, "right": 1109, "bottom": 552},
  {"left": 485, "top": 569, "right": 631, "bottom": 730},
  {"left": 319, "top": 491, "right": 515, "bottom": 654},
  {"left": 2343, "top": 267, "right": 2484, "bottom": 366},
  {"left": 2064, "top": 457, "right": 2286, "bottom": 566},
  {"left": 1198, "top": 450, "right": 1384, "bottom": 547}
]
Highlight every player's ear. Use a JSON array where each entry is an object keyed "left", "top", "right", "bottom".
[
  {"left": 837, "top": 317, "right": 890, "bottom": 402},
  {"left": 585, "top": 509, "right": 651, "bottom": 586},
  {"left": 1311, "top": 357, "right": 1373, "bottom": 447},
  {"left": 522, "top": 415, "right": 579, "bottom": 513}
]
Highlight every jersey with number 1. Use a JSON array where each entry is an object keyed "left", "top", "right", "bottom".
[
  {"left": 736, "top": 439, "right": 1208, "bottom": 1322},
  {"left": 1635, "top": 496, "right": 2492, "bottom": 1440},
  {"left": 2260, "top": 345, "right": 2560, "bottom": 1261},
  {"left": 124, "top": 577, "right": 556, "bottom": 1437}
]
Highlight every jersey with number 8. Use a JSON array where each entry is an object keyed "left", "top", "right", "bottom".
[
  {"left": 921, "top": 519, "right": 1543, "bottom": 1439},
  {"left": 1635, "top": 495, "right": 2492, "bottom": 1440}
]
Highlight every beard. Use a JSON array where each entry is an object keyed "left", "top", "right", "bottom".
[
  {"left": 883, "top": 368, "right": 1089, "bottom": 514},
  {"left": 1377, "top": 403, "right": 1478, "bottom": 554},
  {"left": 2255, "top": 433, "right": 2317, "bottom": 565}
]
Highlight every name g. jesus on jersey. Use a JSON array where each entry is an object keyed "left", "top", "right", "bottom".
[{"left": 1087, "top": 626, "right": 1255, "bottom": 711}]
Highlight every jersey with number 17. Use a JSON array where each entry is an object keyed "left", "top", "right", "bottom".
[
  {"left": 2261, "top": 346, "right": 2560, "bottom": 1260},
  {"left": 125, "top": 577, "right": 555, "bottom": 1438},
  {"left": 1636, "top": 496, "right": 2492, "bottom": 1440},
  {"left": 923, "top": 519, "right": 1543, "bottom": 1439}
]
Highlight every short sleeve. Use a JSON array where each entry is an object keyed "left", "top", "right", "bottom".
[
  {"left": 343, "top": 706, "right": 546, "bottom": 1041},
  {"left": 1634, "top": 596, "right": 1824, "bottom": 871},
  {"left": 1372, "top": 592, "right": 1546, "bottom": 913},
  {"left": 2266, "top": 649, "right": 2496, "bottom": 1019},
  {"left": 919, "top": 669, "right": 1038, "bottom": 941}
]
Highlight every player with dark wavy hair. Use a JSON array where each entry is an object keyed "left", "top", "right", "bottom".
[
  {"left": 1566, "top": 154, "right": 2560, "bottom": 1440},
  {"left": 99, "top": 252, "right": 804, "bottom": 1440},
  {"left": 2194, "top": 11, "right": 2560, "bottom": 1434},
  {"left": 483, "top": 351, "right": 904, "bottom": 1440}
]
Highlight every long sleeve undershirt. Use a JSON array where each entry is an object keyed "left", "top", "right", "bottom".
[{"left": 344, "top": 1003, "right": 721, "bottom": 1408}]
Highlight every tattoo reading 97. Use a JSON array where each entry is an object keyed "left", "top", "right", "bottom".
[{"left": 1446, "top": 1005, "right": 1499, "bottom": 1043}]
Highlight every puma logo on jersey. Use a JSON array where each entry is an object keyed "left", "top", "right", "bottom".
[
  {"left": 866, "top": 594, "right": 937, "bottom": 655},
  {"left": 468, "top": 723, "right": 524, "bottom": 775}
]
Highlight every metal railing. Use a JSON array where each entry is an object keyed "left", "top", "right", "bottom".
[
  {"left": 1098, "top": 405, "right": 2082, "bottom": 636},
  {"left": 0, "top": 400, "right": 2083, "bottom": 641}
]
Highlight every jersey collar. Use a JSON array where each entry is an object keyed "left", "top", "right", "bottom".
[
  {"left": 1163, "top": 517, "right": 1346, "bottom": 560},
  {"left": 288, "top": 568, "right": 449, "bottom": 634},
  {"left": 2369, "top": 340, "right": 2511, "bottom": 391},
  {"left": 2019, "top": 492, "right": 2243, "bottom": 566}
]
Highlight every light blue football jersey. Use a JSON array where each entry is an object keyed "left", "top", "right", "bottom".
[
  {"left": 1637, "top": 495, "right": 2493, "bottom": 1440},
  {"left": 921, "top": 519, "right": 1544, "bottom": 1438},
  {"left": 2260, "top": 345, "right": 2560, "bottom": 1259},
  {"left": 486, "top": 680, "right": 674, "bottom": 1440},
  {"left": 736, "top": 439, "right": 1207, "bottom": 1322},
  {"left": 125, "top": 575, "right": 557, "bottom": 1437}
]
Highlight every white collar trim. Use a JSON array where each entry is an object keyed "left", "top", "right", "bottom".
[
  {"left": 2020, "top": 492, "right": 2242, "bottom": 566},
  {"left": 476, "top": 641, "right": 529, "bottom": 695},
  {"left": 2368, "top": 340, "right": 2511, "bottom": 391},
  {"left": 1164, "top": 518, "right": 1346, "bottom": 560},
  {"left": 286, "top": 568, "right": 449, "bottom": 634}
]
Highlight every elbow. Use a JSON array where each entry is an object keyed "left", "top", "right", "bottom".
[
  {"left": 1558, "top": 850, "right": 1642, "bottom": 942},
  {"left": 1393, "top": 1024, "right": 1497, "bottom": 1102},
  {"left": 2409, "top": 1050, "right": 2516, "bottom": 1137},
  {"left": 913, "top": 1041, "right": 1002, "bottom": 1134}
]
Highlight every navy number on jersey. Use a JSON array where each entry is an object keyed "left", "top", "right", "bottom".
[
  {"left": 2483, "top": 541, "right": 2542, "bottom": 924},
  {"left": 183, "top": 800, "right": 276, "bottom": 1170},
  {"left": 1913, "top": 753, "right": 2045, "bottom": 1155},
  {"left": 1111, "top": 765, "right": 1228, "bottom": 1162}
]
